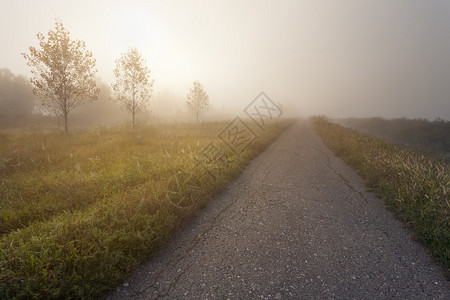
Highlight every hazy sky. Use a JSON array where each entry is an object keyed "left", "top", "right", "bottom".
[{"left": 1, "top": 0, "right": 450, "bottom": 119}]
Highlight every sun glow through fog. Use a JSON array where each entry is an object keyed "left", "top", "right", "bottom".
[
  {"left": 106, "top": 3, "right": 198, "bottom": 98},
  {"left": 109, "top": 7, "right": 159, "bottom": 57},
  {"left": 1, "top": 0, "right": 450, "bottom": 119}
]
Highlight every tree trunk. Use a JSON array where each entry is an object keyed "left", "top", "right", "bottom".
[
  {"left": 64, "top": 111, "right": 69, "bottom": 134},
  {"left": 196, "top": 111, "right": 199, "bottom": 123},
  {"left": 132, "top": 110, "right": 136, "bottom": 128}
]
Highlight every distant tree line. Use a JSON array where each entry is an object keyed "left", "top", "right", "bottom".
[
  {"left": 339, "top": 117, "right": 450, "bottom": 155},
  {"left": 0, "top": 69, "right": 36, "bottom": 127},
  {"left": 0, "top": 20, "right": 210, "bottom": 132}
]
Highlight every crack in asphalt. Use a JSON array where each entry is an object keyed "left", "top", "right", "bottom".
[
  {"left": 310, "top": 144, "right": 393, "bottom": 240},
  {"left": 311, "top": 145, "right": 369, "bottom": 204}
]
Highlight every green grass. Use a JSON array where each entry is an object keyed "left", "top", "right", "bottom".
[
  {"left": 311, "top": 116, "right": 450, "bottom": 274},
  {"left": 0, "top": 120, "right": 293, "bottom": 299}
]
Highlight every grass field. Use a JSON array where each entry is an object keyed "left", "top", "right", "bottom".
[
  {"left": 312, "top": 116, "right": 449, "bottom": 274},
  {"left": 0, "top": 120, "right": 293, "bottom": 299}
]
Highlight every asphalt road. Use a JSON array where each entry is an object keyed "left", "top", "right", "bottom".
[{"left": 109, "top": 120, "right": 449, "bottom": 299}]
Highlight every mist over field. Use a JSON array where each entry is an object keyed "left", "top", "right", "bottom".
[
  {"left": 1, "top": 2, "right": 450, "bottom": 298},
  {"left": 0, "top": 0, "right": 450, "bottom": 127}
]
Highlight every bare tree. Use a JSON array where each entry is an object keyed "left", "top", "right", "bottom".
[
  {"left": 22, "top": 20, "right": 99, "bottom": 133},
  {"left": 186, "top": 81, "right": 209, "bottom": 123},
  {"left": 112, "top": 47, "right": 154, "bottom": 128}
]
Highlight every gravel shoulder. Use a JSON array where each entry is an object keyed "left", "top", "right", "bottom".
[{"left": 108, "top": 120, "right": 449, "bottom": 299}]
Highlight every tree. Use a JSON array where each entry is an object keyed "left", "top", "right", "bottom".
[
  {"left": 112, "top": 47, "right": 154, "bottom": 128},
  {"left": 186, "top": 81, "right": 209, "bottom": 123},
  {"left": 22, "top": 20, "right": 99, "bottom": 133}
]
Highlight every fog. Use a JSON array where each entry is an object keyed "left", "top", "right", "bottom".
[{"left": 1, "top": 0, "right": 450, "bottom": 125}]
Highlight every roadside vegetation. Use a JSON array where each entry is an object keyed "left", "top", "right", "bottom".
[
  {"left": 338, "top": 117, "right": 450, "bottom": 156},
  {"left": 0, "top": 120, "right": 292, "bottom": 299},
  {"left": 312, "top": 116, "right": 449, "bottom": 274}
]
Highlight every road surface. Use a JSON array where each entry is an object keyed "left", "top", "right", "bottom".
[{"left": 109, "top": 120, "right": 449, "bottom": 299}]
